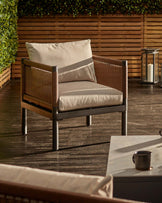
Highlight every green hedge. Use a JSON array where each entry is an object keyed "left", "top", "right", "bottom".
[
  {"left": 0, "top": 0, "right": 18, "bottom": 73},
  {"left": 18, "top": 0, "right": 161, "bottom": 17}
]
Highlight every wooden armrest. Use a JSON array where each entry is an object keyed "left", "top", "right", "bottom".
[
  {"left": 93, "top": 55, "right": 128, "bottom": 99},
  {"left": 21, "top": 58, "right": 58, "bottom": 108},
  {"left": 93, "top": 55, "right": 123, "bottom": 66},
  {"left": 22, "top": 58, "right": 57, "bottom": 72},
  {"left": 0, "top": 180, "right": 142, "bottom": 203}
]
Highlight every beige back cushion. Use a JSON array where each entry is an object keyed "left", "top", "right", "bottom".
[
  {"left": 26, "top": 40, "right": 96, "bottom": 83},
  {"left": 0, "top": 164, "right": 113, "bottom": 198}
]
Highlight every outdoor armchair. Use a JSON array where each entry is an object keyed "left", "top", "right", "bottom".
[{"left": 21, "top": 39, "right": 128, "bottom": 151}]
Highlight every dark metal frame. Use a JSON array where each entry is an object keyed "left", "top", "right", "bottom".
[{"left": 21, "top": 57, "right": 128, "bottom": 151}]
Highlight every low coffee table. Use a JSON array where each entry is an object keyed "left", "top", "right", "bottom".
[{"left": 106, "top": 135, "right": 162, "bottom": 202}]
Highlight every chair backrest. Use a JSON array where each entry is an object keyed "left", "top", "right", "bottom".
[
  {"left": 0, "top": 164, "right": 114, "bottom": 202},
  {"left": 26, "top": 39, "right": 96, "bottom": 83},
  {"left": 0, "top": 179, "right": 143, "bottom": 203},
  {"left": 0, "top": 163, "right": 142, "bottom": 203}
]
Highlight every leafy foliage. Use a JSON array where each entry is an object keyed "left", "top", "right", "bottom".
[
  {"left": 0, "top": 0, "right": 18, "bottom": 73},
  {"left": 18, "top": 0, "right": 161, "bottom": 17}
]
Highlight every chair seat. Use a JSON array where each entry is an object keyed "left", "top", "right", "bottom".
[{"left": 59, "top": 81, "right": 123, "bottom": 111}]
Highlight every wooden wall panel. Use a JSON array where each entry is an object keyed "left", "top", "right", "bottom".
[
  {"left": 12, "top": 15, "right": 143, "bottom": 78},
  {"left": 144, "top": 14, "right": 162, "bottom": 69}
]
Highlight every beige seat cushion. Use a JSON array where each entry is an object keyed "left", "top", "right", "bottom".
[
  {"left": 59, "top": 81, "right": 123, "bottom": 111},
  {"left": 26, "top": 39, "right": 96, "bottom": 83},
  {"left": 0, "top": 164, "right": 113, "bottom": 198}
]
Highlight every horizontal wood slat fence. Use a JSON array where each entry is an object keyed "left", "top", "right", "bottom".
[
  {"left": 12, "top": 14, "right": 162, "bottom": 78},
  {"left": 144, "top": 14, "right": 162, "bottom": 67}
]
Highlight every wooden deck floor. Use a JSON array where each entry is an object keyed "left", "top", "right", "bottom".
[{"left": 0, "top": 79, "right": 162, "bottom": 176}]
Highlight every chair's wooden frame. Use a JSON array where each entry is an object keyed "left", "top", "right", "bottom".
[
  {"left": 21, "top": 55, "right": 128, "bottom": 151},
  {"left": 0, "top": 179, "right": 140, "bottom": 203}
]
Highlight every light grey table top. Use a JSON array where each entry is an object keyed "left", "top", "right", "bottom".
[{"left": 107, "top": 135, "right": 162, "bottom": 177}]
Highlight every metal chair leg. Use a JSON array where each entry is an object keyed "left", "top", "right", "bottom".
[
  {"left": 21, "top": 108, "right": 27, "bottom": 135},
  {"left": 122, "top": 110, "right": 127, "bottom": 135},
  {"left": 86, "top": 115, "right": 92, "bottom": 126},
  {"left": 52, "top": 119, "right": 59, "bottom": 151}
]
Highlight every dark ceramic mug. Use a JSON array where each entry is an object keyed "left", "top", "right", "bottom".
[{"left": 132, "top": 150, "right": 151, "bottom": 170}]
